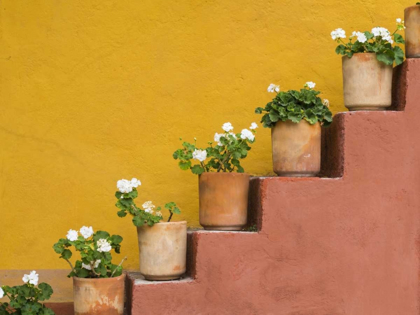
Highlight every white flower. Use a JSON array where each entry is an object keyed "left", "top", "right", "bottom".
[
  {"left": 97, "top": 239, "right": 112, "bottom": 253},
  {"left": 156, "top": 211, "right": 162, "bottom": 217},
  {"left": 250, "top": 122, "right": 258, "bottom": 130},
  {"left": 117, "top": 179, "right": 133, "bottom": 194},
  {"left": 130, "top": 178, "right": 141, "bottom": 188},
  {"left": 240, "top": 129, "right": 255, "bottom": 141},
  {"left": 222, "top": 122, "right": 234, "bottom": 132},
  {"left": 372, "top": 27, "right": 392, "bottom": 44},
  {"left": 142, "top": 201, "right": 155, "bottom": 214},
  {"left": 0, "top": 287, "right": 4, "bottom": 298},
  {"left": 22, "top": 271, "right": 39, "bottom": 286},
  {"left": 214, "top": 133, "right": 223, "bottom": 146},
  {"left": 331, "top": 28, "right": 346, "bottom": 40},
  {"left": 79, "top": 226, "right": 94, "bottom": 239},
  {"left": 396, "top": 18, "right": 402, "bottom": 23},
  {"left": 82, "top": 259, "right": 101, "bottom": 270},
  {"left": 267, "top": 83, "right": 280, "bottom": 93},
  {"left": 351, "top": 31, "right": 367, "bottom": 43},
  {"left": 192, "top": 149, "right": 207, "bottom": 162},
  {"left": 66, "top": 229, "right": 78, "bottom": 241},
  {"left": 305, "top": 82, "right": 316, "bottom": 89},
  {"left": 323, "top": 99, "right": 330, "bottom": 107}
]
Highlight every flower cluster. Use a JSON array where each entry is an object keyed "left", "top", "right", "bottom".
[
  {"left": 115, "top": 178, "right": 180, "bottom": 227},
  {"left": 22, "top": 271, "right": 39, "bottom": 286},
  {"left": 117, "top": 178, "right": 141, "bottom": 194},
  {"left": 66, "top": 226, "right": 94, "bottom": 241},
  {"left": 331, "top": 19, "right": 405, "bottom": 66},
  {"left": 0, "top": 271, "right": 54, "bottom": 315},
  {"left": 53, "top": 228, "right": 125, "bottom": 278},
  {"left": 173, "top": 122, "right": 257, "bottom": 174},
  {"left": 255, "top": 83, "right": 333, "bottom": 128},
  {"left": 331, "top": 28, "right": 346, "bottom": 40}
]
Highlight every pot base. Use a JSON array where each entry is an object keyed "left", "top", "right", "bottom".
[
  {"left": 143, "top": 274, "right": 183, "bottom": 281},
  {"left": 203, "top": 226, "right": 244, "bottom": 231},
  {"left": 275, "top": 172, "right": 318, "bottom": 177},
  {"left": 346, "top": 106, "right": 390, "bottom": 111}
]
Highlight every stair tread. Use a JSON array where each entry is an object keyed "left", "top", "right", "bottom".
[{"left": 128, "top": 272, "right": 194, "bottom": 286}]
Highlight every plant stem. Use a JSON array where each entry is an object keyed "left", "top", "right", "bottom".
[
  {"left": 200, "top": 161, "right": 207, "bottom": 172},
  {"left": 111, "top": 256, "right": 127, "bottom": 277},
  {"left": 167, "top": 210, "right": 173, "bottom": 222},
  {"left": 64, "top": 258, "right": 75, "bottom": 274}
]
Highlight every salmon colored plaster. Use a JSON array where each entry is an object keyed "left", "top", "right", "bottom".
[{"left": 128, "top": 60, "right": 420, "bottom": 314}]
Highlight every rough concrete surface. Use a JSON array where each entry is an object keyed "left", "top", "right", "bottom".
[{"left": 128, "top": 59, "right": 420, "bottom": 314}]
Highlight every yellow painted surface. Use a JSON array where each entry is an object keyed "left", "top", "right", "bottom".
[{"left": 0, "top": 0, "right": 410, "bottom": 270}]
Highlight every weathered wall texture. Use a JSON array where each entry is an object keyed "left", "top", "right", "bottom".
[
  {"left": 0, "top": 0, "right": 413, "bottom": 272},
  {"left": 128, "top": 59, "right": 420, "bottom": 314}
]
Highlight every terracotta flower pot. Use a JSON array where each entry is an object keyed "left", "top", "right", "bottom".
[
  {"left": 405, "top": 5, "right": 420, "bottom": 58},
  {"left": 73, "top": 274, "right": 125, "bottom": 315},
  {"left": 342, "top": 53, "right": 393, "bottom": 111},
  {"left": 137, "top": 221, "right": 187, "bottom": 281},
  {"left": 199, "top": 172, "right": 249, "bottom": 231},
  {"left": 271, "top": 120, "right": 321, "bottom": 177}
]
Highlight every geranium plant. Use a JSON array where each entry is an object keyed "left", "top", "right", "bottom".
[
  {"left": 115, "top": 178, "right": 181, "bottom": 227},
  {"left": 53, "top": 227, "right": 126, "bottom": 278},
  {"left": 173, "top": 122, "right": 257, "bottom": 174},
  {"left": 331, "top": 19, "right": 405, "bottom": 65},
  {"left": 255, "top": 82, "right": 332, "bottom": 128},
  {"left": 0, "top": 271, "right": 54, "bottom": 315}
]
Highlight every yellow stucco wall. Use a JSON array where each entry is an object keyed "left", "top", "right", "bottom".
[{"left": 0, "top": 0, "right": 410, "bottom": 270}]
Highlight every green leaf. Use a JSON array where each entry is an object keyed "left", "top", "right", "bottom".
[
  {"left": 76, "top": 268, "right": 89, "bottom": 278},
  {"left": 61, "top": 249, "right": 72, "bottom": 260},
  {"left": 41, "top": 308, "right": 56, "bottom": 315},
  {"left": 191, "top": 165, "right": 204, "bottom": 175},
  {"left": 132, "top": 215, "right": 144, "bottom": 227},
  {"left": 117, "top": 210, "right": 127, "bottom": 217},
  {"left": 37, "top": 283, "right": 53, "bottom": 301},
  {"left": 178, "top": 160, "right": 191, "bottom": 170},
  {"left": 335, "top": 44, "right": 347, "bottom": 55},
  {"left": 127, "top": 189, "right": 138, "bottom": 199},
  {"left": 110, "top": 235, "right": 123, "bottom": 245},
  {"left": 394, "top": 33, "right": 405, "bottom": 44},
  {"left": 93, "top": 231, "right": 110, "bottom": 241},
  {"left": 255, "top": 107, "right": 264, "bottom": 114},
  {"left": 376, "top": 52, "right": 394, "bottom": 65},
  {"left": 364, "top": 31, "right": 374, "bottom": 40},
  {"left": 393, "top": 46, "right": 405, "bottom": 65},
  {"left": 53, "top": 243, "right": 64, "bottom": 254}
]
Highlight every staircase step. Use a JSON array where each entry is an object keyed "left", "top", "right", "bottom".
[{"left": 127, "top": 59, "right": 420, "bottom": 315}]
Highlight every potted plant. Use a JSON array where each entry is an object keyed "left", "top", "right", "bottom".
[
  {"left": 173, "top": 122, "right": 257, "bottom": 231},
  {"left": 0, "top": 271, "right": 55, "bottom": 314},
  {"left": 53, "top": 227, "right": 126, "bottom": 315},
  {"left": 115, "top": 178, "right": 186, "bottom": 281},
  {"left": 255, "top": 82, "right": 332, "bottom": 177},
  {"left": 405, "top": 5, "right": 420, "bottom": 57},
  {"left": 331, "top": 20, "right": 405, "bottom": 111}
]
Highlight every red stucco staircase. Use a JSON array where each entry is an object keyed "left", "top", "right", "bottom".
[{"left": 125, "top": 59, "right": 420, "bottom": 315}]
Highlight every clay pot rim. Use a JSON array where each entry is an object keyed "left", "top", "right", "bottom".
[
  {"left": 405, "top": 5, "right": 420, "bottom": 11},
  {"left": 73, "top": 273, "right": 125, "bottom": 282},
  {"left": 274, "top": 120, "right": 320, "bottom": 126},
  {"left": 342, "top": 52, "right": 376, "bottom": 60},
  {"left": 199, "top": 172, "right": 250, "bottom": 177},
  {"left": 153, "top": 220, "right": 187, "bottom": 226}
]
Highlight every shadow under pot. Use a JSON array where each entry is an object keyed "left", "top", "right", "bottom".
[
  {"left": 199, "top": 172, "right": 249, "bottom": 231},
  {"left": 342, "top": 53, "right": 392, "bottom": 111},
  {"left": 405, "top": 5, "right": 420, "bottom": 58},
  {"left": 137, "top": 221, "right": 187, "bottom": 281},
  {"left": 271, "top": 120, "right": 321, "bottom": 177},
  {"left": 73, "top": 274, "right": 125, "bottom": 315}
]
